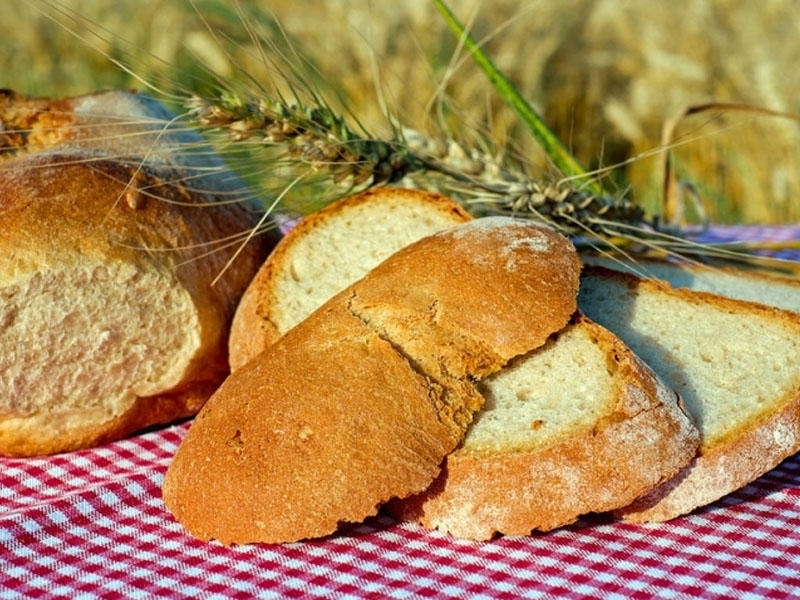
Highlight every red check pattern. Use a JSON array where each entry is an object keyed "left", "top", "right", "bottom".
[{"left": 3, "top": 226, "right": 800, "bottom": 599}]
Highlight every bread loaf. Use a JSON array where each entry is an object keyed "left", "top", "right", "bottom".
[
  {"left": 162, "top": 217, "right": 582, "bottom": 544},
  {"left": 219, "top": 188, "right": 699, "bottom": 540},
  {"left": 0, "top": 90, "right": 277, "bottom": 456},
  {"left": 579, "top": 265, "right": 800, "bottom": 521},
  {"left": 228, "top": 187, "right": 473, "bottom": 370}
]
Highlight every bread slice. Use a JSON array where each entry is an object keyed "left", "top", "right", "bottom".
[
  {"left": 579, "top": 265, "right": 800, "bottom": 521},
  {"left": 390, "top": 314, "right": 698, "bottom": 539},
  {"left": 220, "top": 189, "right": 699, "bottom": 540},
  {"left": 162, "top": 218, "right": 583, "bottom": 545},
  {"left": 228, "top": 187, "right": 472, "bottom": 370},
  {"left": 0, "top": 90, "right": 275, "bottom": 456},
  {"left": 583, "top": 254, "right": 800, "bottom": 314}
]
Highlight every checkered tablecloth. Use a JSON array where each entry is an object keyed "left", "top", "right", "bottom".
[{"left": 3, "top": 225, "right": 800, "bottom": 599}]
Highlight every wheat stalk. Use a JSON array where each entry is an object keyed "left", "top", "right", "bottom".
[
  {"left": 22, "top": 0, "right": 796, "bottom": 272},
  {"left": 187, "top": 90, "right": 800, "bottom": 275},
  {"left": 174, "top": 0, "right": 800, "bottom": 273},
  {"left": 187, "top": 93, "right": 650, "bottom": 236}
]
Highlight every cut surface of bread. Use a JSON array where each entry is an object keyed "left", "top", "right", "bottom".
[
  {"left": 0, "top": 91, "right": 275, "bottom": 456},
  {"left": 229, "top": 187, "right": 472, "bottom": 370},
  {"left": 162, "top": 218, "right": 582, "bottom": 545},
  {"left": 579, "top": 266, "right": 800, "bottom": 521},
  {"left": 223, "top": 190, "right": 699, "bottom": 540}
]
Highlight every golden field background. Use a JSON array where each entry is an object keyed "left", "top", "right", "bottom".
[{"left": 3, "top": 0, "right": 800, "bottom": 224}]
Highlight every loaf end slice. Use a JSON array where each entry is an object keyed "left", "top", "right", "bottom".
[
  {"left": 163, "top": 218, "right": 581, "bottom": 544},
  {"left": 346, "top": 216, "right": 583, "bottom": 374},
  {"left": 163, "top": 303, "right": 478, "bottom": 545}
]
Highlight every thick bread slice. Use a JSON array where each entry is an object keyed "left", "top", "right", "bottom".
[
  {"left": 229, "top": 187, "right": 472, "bottom": 370},
  {"left": 162, "top": 218, "right": 582, "bottom": 545},
  {"left": 579, "top": 266, "right": 800, "bottom": 521},
  {"left": 224, "top": 190, "right": 699, "bottom": 539},
  {"left": 0, "top": 91, "right": 275, "bottom": 456},
  {"left": 391, "top": 315, "right": 697, "bottom": 539}
]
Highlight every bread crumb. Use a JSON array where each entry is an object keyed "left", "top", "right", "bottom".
[{"left": 225, "top": 430, "right": 244, "bottom": 452}]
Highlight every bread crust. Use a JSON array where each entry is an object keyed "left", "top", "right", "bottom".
[
  {"left": 228, "top": 187, "right": 473, "bottom": 370},
  {"left": 0, "top": 90, "right": 276, "bottom": 456},
  {"left": 389, "top": 317, "right": 700, "bottom": 539},
  {"left": 163, "top": 218, "right": 581, "bottom": 544},
  {"left": 619, "top": 391, "right": 800, "bottom": 521},
  {"left": 0, "top": 381, "right": 216, "bottom": 457}
]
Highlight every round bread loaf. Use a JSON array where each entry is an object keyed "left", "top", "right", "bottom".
[
  {"left": 162, "top": 217, "right": 582, "bottom": 545},
  {"left": 0, "top": 90, "right": 277, "bottom": 456}
]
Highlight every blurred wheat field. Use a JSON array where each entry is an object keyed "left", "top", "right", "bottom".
[{"left": 3, "top": 0, "right": 800, "bottom": 225}]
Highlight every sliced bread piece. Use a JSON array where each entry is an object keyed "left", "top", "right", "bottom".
[
  {"left": 228, "top": 187, "right": 472, "bottom": 370},
  {"left": 163, "top": 218, "right": 582, "bottom": 545},
  {"left": 579, "top": 266, "right": 800, "bottom": 521},
  {"left": 390, "top": 314, "right": 699, "bottom": 539},
  {"left": 224, "top": 189, "right": 699, "bottom": 539},
  {"left": 582, "top": 254, "right": 800, "bottom": 314}
]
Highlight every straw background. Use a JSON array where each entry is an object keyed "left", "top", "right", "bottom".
[{"left": 3, "top": 0, "right": 800, "bottom": 224}]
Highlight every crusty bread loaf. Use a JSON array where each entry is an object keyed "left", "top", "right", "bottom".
[
  {"left": 162, "top": 218, "right": 582, "bottom": 545},
  {"left": 0, "top": 90, "right": 276, "bottom": 456},
  {"left": 228, "top": 187, "right": 472, "bottom": 370},
  {"left": 579, "top": 265, "right": 800, "bottom": 521},
  {"left": 221, "top": 189, "right": 699, "bottom": 540}
]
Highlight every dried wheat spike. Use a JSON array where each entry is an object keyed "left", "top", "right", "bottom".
[
  {"left": 186, "top": 93, "right": 652, "bottom": 240},
  {"left": 401, "top": 127, "right": 648, "bottom": 237},
  {"left": 186, "top": 94, "right": 421, "bottom": 186},
  {"left": 466, "top": 181, "right": 647, "bottom": 237}
]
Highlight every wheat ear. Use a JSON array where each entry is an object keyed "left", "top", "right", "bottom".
[
  {"left": 189, "top": 91, "right": 800, "bottom": 272},
  {"left": 187, "top": 93, "right": 650, "bottom": 236}
]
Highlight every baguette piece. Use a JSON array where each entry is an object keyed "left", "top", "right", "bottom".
[
  {"left": 223, "top": 190, "right": 699, "bottom": 539},
  {"left": 579, "top": 266, "right": 800, "bottom": 521},
  {"left": 162, "top": 218, "right": 582, "bottom": 545},
  {"left": 228, "top": 187, "right": 472, "bottom": 370},
  {"left": 0, "top": 90, "right": 276, "bottom": 456}
]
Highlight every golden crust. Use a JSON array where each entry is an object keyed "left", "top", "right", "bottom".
[
  {"left": 163, "top": 218, "right": 581, "bottom": 544},
  {"left": 0, "top": 381, "right": 215, "bottom": 456},
  {"left": 346, "top": 217, "right": 582, "bottom": 368}
]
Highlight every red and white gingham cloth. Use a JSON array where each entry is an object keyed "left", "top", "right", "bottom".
[{"left": 3, "top": 225, "right": 800, "bottom": 599}]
